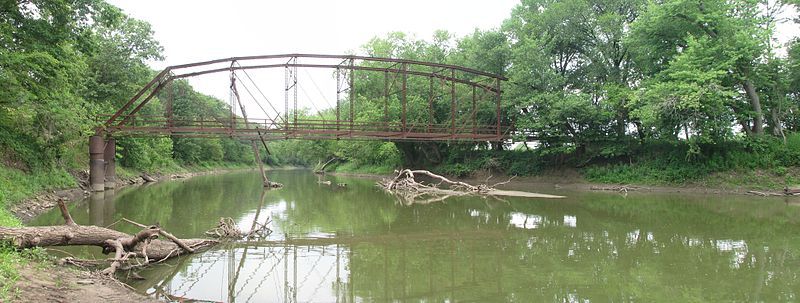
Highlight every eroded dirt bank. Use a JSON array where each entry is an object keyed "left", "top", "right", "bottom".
[{"left": 11, "top": 264, "right": 158, "bottom": 303}]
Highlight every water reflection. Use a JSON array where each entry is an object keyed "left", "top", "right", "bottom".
[{"left": 30, "top": 170, "right": 800, "bottom": 302}]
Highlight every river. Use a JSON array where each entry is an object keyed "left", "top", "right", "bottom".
[{"left": 30, "top": 170, "right": 800, "bottom": 302}]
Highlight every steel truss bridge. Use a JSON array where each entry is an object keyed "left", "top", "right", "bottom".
[
  {"left": 99, "top": 54, "right": 508, "bottom": 142},
  {"left": 88, "top": 54, "right": 509, "bottom": 190}
]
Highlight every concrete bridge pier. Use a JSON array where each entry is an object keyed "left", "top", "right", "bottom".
[
  {"left": 104, "top": 138, "right": 116, "bottom": 189},
  {"left": 89, "top": 135, "right": 105, "bottom": 192}
]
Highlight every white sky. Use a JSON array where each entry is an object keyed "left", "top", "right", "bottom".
[
  {"left": 107, "top": 0, "right": 798, "bottom": 121},
  {"left": 107, "top": 0, "right": 518, "bottom": 120}
]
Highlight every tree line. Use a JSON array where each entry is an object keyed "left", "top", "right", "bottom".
[
  {"left": 272, "top": 0, "right": 800, "bottom": 183},
  {"left": 1, "top": 0, "right": 254, "bottom": 173},
  {"left": 2, "top": 0, "right": 800, "bottom": 184}
]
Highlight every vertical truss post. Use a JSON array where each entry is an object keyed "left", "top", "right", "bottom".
[
  {"left": 495, "top": 78, "right": 501, "bottom": 139},
  {"left": 284, "top": 63, "right": 290, "bottom": 132},
  {"left": 401, "top": 63, "right": 407, "bottom": 134},
  {"left": 165, "top": 79, "right": 173, "bottom": 129},
  {"left": 293, "top": 57, "right": 298, "bottom": 129},
  {"left": 231, "top": 68, "right": 270, "bottom": 186},
  {"left": 383, "top": 70, "right": 389, "bottom": 130},
  {"left": 451, "top": 69, "right": 456, "bottom": 136},
  {"left": 349, "top": 58, "right": 355, "bottom": 134},
  {"left": 428, "top": 76, "right": 434, "bottom": 133},
  {"left": 229, "top": 76, "right": 236, "bottom": 132},
  {"left": 336, "top": 68, "right": 341, "bottom": 132},
  {"left": 472, "top": 86, "right": 477, "bottom": 135}
]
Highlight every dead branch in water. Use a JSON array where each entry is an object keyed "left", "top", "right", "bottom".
[{"left": 205, "top": 217, "right": 272, "bottom": 240}]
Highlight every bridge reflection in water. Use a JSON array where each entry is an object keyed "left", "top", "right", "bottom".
[
  {"left": 29, "top": 170, "right": 800, "bottom": 302},
  {"left": 138, "top": 233, "right": 509, "bottom": 303}
]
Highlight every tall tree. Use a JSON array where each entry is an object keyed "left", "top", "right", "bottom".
[
  {"left": 628, "top": 0, "right": 774, "bottom": 137},
  {"left": 503, "top": 0, "right": 646, "bottom": 158}
]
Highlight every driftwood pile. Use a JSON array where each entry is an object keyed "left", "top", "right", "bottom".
[
  {"left": 205, "top": 217, "right": 272, "bottom": 240},
  {"left": 746, "top": 187, "right": 800, "bottom": 197},
  {"left": 379, "top": 169, "right": 515, "bottom": 205},
  {"left": 590, "top": 185, "right": 646, "bottom": 193},
  {"left": 379, "top": 169, "right": 565, "bottom": 204}
]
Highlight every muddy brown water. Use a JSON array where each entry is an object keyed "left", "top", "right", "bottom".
[{"left": 30, "top": 170, "right": 800, "bottom": 302}]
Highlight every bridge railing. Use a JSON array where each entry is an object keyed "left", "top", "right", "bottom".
[{"left": 97, "top": 114, "right": 509, "bottom": 141}]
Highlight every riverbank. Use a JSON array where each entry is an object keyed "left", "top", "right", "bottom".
[{"left": 329, "top": 166, "right": 799, "bottom": 197}]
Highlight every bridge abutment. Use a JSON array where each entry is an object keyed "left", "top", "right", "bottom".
[{"left": 89, "top": 135, "right": 105, "bottom": 192}]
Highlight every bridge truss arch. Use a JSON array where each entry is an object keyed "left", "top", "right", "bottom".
[{"left": 99, "top": 54, "right": 509, "bottom": 142}]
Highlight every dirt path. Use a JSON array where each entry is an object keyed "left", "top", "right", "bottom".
[{"left": 10, "top": 264, "right": 158, "bottom": 303}]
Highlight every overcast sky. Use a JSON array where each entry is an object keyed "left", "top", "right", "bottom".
[
  {"left": 107, "top": 0, "right": 798, "bottom": 120},
  {"left": 107, "top": 0, "right": 519, "bottom": 118}
]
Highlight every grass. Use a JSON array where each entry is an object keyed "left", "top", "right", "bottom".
[
  {"left": 0, "top": 244, "right": 23, "bottom": 301},
  {"left": 116, "top": 160, "right": 255, "bottom": 180},
  {"left": 0, "top": 167, "right": 68, "bottom": 300}
]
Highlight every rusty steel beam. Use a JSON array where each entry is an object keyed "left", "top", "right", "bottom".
[
  {"left": 103, "top": 69, "right": 170, "bottom": 128},
  {"left": 383, "top": 70, "right": 389, "bottom": 127},
  {"left": 401, "top": 63, "right": 407, "bottom": 134},
  {"left": 167, "top": 53, "right": 506, "bottom": 80},
  {"left": 117, "top": 80, "right": 169, "bottom": 127},
  {"left": 349, "top": 58, "right": 355, "bottom": 134},
  {"left": 451, "top": 69, "right": 456, "bottom": 136},
  {"left": 495, "top": 78, "right": 501, "bottom": 137},
  {"left": 169, "top": 64, "right": 500, "bottom": 94},
  {"left": 111, "top": 129, "right": 504, "bottom": 142}
]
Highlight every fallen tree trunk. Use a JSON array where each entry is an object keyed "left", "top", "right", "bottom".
[{"left": 0, "top": 200, "right": 217, "bottom": 275}]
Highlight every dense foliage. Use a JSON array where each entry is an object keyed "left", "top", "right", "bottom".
[
  {"left": 0, "top": 0, "right": 256, "bottom": 229},
  {"left": 0, "top": 0, "right": 255, "bottom": 172}
]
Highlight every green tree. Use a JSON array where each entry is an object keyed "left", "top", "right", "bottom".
[
  {"left": 503, "top": 0, "right": 646, "bottom": 158},
  {"left": 628, "top": 0, "right": 774, "bottom": 138}
]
